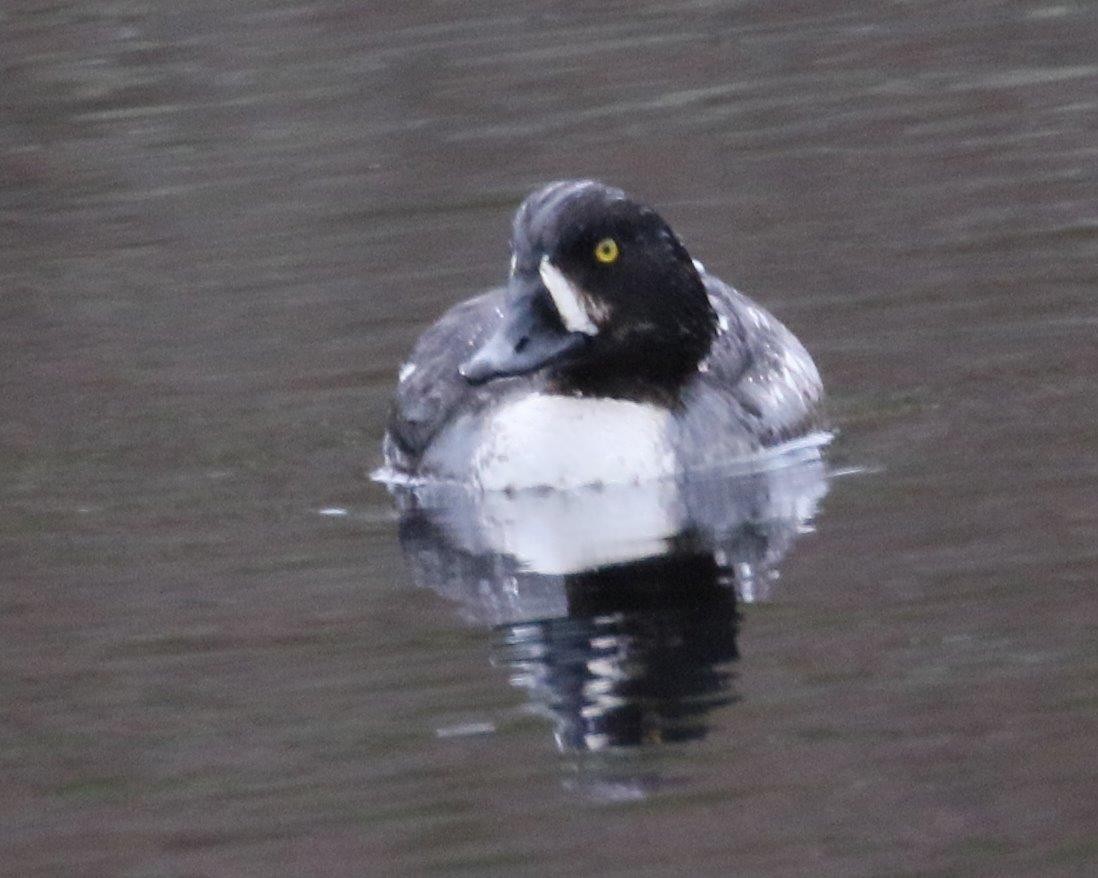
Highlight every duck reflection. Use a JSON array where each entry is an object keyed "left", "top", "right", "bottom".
[
  {"left": 499, "top": 550, "right": 738, "bottom": 751},
  {"left": 388, "top": 443, "right": 829, "bottom": 754}
]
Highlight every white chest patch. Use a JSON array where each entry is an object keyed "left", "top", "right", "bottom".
[{"left": 473, "top": 395, "right": 676, "bottom": 491}]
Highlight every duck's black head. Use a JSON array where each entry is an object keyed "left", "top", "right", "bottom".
[{"left": 459, "top": 181, "right": 717, "bottom": 401}]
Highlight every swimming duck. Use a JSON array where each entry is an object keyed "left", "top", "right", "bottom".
[{"left": 381, "top": 180, "right": 824, "bottom": 491}]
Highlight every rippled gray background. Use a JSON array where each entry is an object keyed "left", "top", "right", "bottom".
[{"left": 3, "top": 1, "right": 1097, "bottom": 874}]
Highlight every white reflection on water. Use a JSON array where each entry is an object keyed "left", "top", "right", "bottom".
[{"left": 384, "top": 437, "right": 833, "bottom": 769}]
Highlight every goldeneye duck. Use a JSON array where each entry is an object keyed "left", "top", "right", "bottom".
[{"left": 381, "top": 180, "right": 824, "bottom": 491}]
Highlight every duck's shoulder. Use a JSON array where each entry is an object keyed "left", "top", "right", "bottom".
[
  {"left": 675, "top": 276, "right": 824, "bottom": 467},
  {"left": 384, "top": 288, "right": 542, "bottom": 473},
  {"left": 384, "top": 289, "right": 499, "bottom": 470}
]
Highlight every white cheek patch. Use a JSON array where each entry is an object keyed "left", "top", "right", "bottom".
[{"left": 539, "top": 256, "right": 599, "bottom": 336}]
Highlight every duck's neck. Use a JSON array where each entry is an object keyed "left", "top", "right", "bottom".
[
  {"left": 549, "top": 326, "right": 716, "bottom": 406},
  {"left": 549, "top": 370, "right": 681, "bottom": 407}
]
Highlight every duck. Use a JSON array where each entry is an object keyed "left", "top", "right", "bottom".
[{"left": 380, "top": 180, "right": 824, "bottom": 491}]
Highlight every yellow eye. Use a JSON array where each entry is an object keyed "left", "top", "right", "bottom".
[{"left": 593, "top": 238, "right": 619, "bottom": 264}]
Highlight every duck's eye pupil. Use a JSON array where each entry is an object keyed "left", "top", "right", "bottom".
[{"left": 594, "top": 238, "right": 619, "bottom": 264}]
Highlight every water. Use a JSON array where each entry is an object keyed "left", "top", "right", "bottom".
[{"left": 3, "top": 1, "right": 1097, "bottom": 874}]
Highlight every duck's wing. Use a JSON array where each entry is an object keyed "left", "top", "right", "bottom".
[
  {"left": 677, "top": 276, "right": 825, "bottom": 469},
  {"left": 384, "top": 289, "right": 506, "bottom": 471}
]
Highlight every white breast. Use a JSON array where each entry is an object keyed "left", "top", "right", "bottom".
[{"left": 472, "top": 394, "right": 676, "bottom": 491}]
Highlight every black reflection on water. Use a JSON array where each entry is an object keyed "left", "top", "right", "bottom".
[
  {"left": 390, "top": 448, "right": 828, "bottom": 757},
  {"left": 498, "top": 549, "right": 739, "bottom": 752}
]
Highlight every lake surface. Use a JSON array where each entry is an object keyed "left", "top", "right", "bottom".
[{"left": 2, "top": 1, "right": 1096, "bottom": 874}]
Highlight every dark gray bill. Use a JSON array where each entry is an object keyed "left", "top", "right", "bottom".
[{"left": 459, "top": 281, "right": 587, "bottom": 384}]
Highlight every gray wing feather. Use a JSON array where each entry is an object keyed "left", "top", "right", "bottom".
[
  {"left": 384, "top": 290, "right": 505, "bottom": 469},
  {"left": 676, "top": 277, "right": 824, "bottom": 469}
]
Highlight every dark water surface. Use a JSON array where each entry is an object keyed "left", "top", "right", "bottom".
[{"left": 3, "top": 1, "right": 1097, "bottom": 874}]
